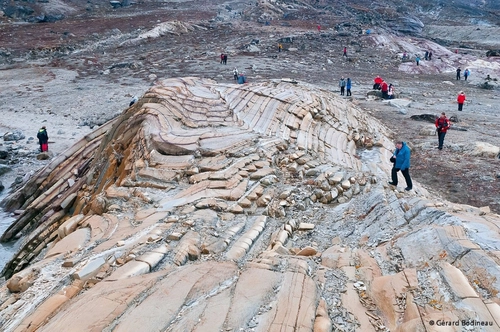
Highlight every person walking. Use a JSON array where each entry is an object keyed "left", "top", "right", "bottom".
[
  {"left": 424, "top": 50, "right": 429, "bottom": 60},
  {"left": 428, "top": 51, "right": 433, "bottom": 60},
  {"left": 278, "top": 43, "right": 282, "bottom": 52},
  {"left": 233, "top": 68, "right": 239, "bottom": 80},
  {"left": 37, "top": 126, "right": 49, "bottom": 152},
  {"left": 457, "top": 91, "right": 466, "bottom": 111},
  {"left": 435, "top": 112, "right": 450, "bottom": 150},
  {"left": 456, "top": 67, "right": 461, "bottom": 80},
  {"left": 339, "top": 77, "right": 346, "bottom": 95},
  {"left": 223, "top": 54, "right": 228, "bottom": 65},
  {"left": 388, "top": 141, "right": 413, "bottom": 191},
  {"left": 464, "top": 68, "right": 470, "bottom": 81},
  {"left": 346, "top": 77, "right": 352, "bottom": 96},
  {"left": 220, "top": 53, "right": 224, "bottom": 64},
  {"left": 415, "top": 55, "right": 420, "bottom": 66},
  {"left": 343, "top": 47, "right": 347, "bottom": 57}
]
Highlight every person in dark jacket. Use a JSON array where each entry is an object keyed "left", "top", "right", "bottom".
[
  {"left": 388, "top": 141, "right": 413, "bottom": 191},
  {"left": 435, "top": 112, "right": 450, "bottom": 150},
  {"left": 37, "top": 126, "right": 49, "bottom": 152},
  {"left": 456, "top": 67, "right": 461, "bottom": 80}
]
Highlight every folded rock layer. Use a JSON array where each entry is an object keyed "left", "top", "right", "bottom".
[{"left": 1, "top": 77, "right": 500, "bottom": 332}]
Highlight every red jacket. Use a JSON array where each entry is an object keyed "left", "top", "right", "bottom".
[
  {"left": 381, "top": 82, "right": 388, "bottom": 92},
  {"left": 457, "top": 93, "right": 466, "bottom": 104},
  {"left": 435, "top": 117, "right": 450, "bottom": 133}
]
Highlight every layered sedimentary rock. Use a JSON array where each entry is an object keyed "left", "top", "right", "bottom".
[{"left": 1, "top": 77, "right": 500, "bottom": 331}]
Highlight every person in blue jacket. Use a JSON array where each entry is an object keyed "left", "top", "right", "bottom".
[
  {"left": 237, "top": 72, "right": 246, "bottom": 84},
  {"left": 346, "top": 77, "right": 352, "bottom": 96},
  {"left": 388, "top": 141, "right": 413, "bottom": 191}
]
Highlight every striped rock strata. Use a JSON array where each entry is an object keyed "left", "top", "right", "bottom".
[{"left": 1, "top": 77, "right": 500, "bottom": 331}]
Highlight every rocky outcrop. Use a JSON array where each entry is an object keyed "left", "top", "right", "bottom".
[{"left": 1, "top": 78, "right": 500, "bottom": 331}]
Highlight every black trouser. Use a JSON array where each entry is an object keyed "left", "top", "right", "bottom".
[
  {"left": 438, "top": 131, "right": 446, "bottom": 149},
  {"left": 391, "top": 167, "right": 412, "bottom": 189},
  {"left": 382, "top": 91, "right": 388, "bottom": 99},
  {"left": 346, "top": 88, "right": 351, "bottom": 96},
  {"left": 458, "top": 103, "right": 463, "bottom": 111},
  {"left": 464, "top": 75, "right": 468, "bottom": 81},
  {"left": 340, "top": 86, "right": 345, "bottom": 95},
  {"left": 457, "top": 74, "right": 460, "bottom": 80}
]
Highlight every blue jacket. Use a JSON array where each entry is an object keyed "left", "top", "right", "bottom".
[
  {"left": 346, "top": 79, "right": 351, "bottom": 89},
  {"left": 393, "top": 142, "right": 410, "bottom": 170},
  {"left": 237, "top": 75, "right": 246, "bottom": 84}
]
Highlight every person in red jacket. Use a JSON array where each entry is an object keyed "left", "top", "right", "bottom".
[
  {"left": 373, "top": 76, "right": 383, "bottom": 90},
  {"left": 457, "top": 91, "right": 466, "bottom": 111},
  {"left": 381, "top": 81, "right": 389, "bottom": 99},
  {"left": 435, "top": 112, "right": 450, "bottom": 150}
]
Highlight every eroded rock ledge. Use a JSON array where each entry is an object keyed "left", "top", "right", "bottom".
[{"left": 1, "top": 77, "right": 500, "bottom": 331}]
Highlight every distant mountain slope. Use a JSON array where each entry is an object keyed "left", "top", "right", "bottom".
[{"left": 1, "top": 0, "right": 499, "bottom": 30}]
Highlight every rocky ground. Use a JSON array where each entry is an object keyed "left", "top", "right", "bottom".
[{"left": 0, "top": 1, "right": 500, "bottom": 331}]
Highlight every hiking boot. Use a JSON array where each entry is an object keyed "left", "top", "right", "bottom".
[
  {"left": 388, "top": 182, "right": 397, "bottom": 186},
  {"left": 405, "top": 187, "right": 412, "bottom": 191}
]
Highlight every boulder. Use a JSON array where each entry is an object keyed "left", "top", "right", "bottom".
[
  {"left": 468, "top": 142, "right": 500, "bottom": 158},
  {"left": 410, "top": 114, "right": 437, "bottom": 123},
  {"left": 0, "top": 149, "right": 8, "bottom": 159},
  {"left": 3, "top": 130, "right": 25, "bottom": 141},
  {"left": 0, "top": 165, "right": 11, "bottom": 176}
]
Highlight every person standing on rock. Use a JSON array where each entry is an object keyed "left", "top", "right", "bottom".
[
  {"left": 388, "top": 140, "right": 413, "bottom": 191},
  {"left": 424, "top": 50, "right": 429, "bottom": 60},
  {"left": 464, "top": 68, "right": 470, "bottom": 81},
  {"left": 233, "top": 68, "right": 239, "bottom": 80},
  {"left": 415, "top": 55, "right": 420, "bottom": 66},
  {"left": 457, "top": 91, "right": 466, "bottom": 111},
  {"left": 220, "top": 53, "right": 224, "bottom": 64},
  {"left": 278, "top": 43, "right": 282, "bottom": 52},
  {"left": 456, "top": 67, "right": 461, "bottom": 80},
  {"left": 343, "top": 47, "right": 347, "bottom": 57},
  {"left": 339, "top": 77, "right": 346, "bottom": 96},
  {"left": 428, "top": 51, "right": 433, "bottom": 60},
  {"left": 435, "top": 112, "right": 450, "bottom": 150},
  {"left": 37, "top": 126, "right": 49, "bottom": 152},
  {"left": 223, "top": 54, "right": 228, "bottom": 65},
  {"left": 346, "top": 77, "right": 352, "bottom": 96}
]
